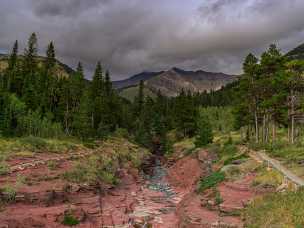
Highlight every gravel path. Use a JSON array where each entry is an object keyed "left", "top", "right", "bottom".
[{"left": 246, "top": 147, "right": 304, "bottom": 186}]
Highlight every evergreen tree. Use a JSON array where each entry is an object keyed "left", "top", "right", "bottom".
[
  {"left": 45, "top": 42, "right": 56, "bottom": 72},
  {"left": 5, "top": 40, "right": 19, "bottom": 92},
  {"left": 41, "top": 41, "right": 57, "bottom": 113},
  {"left": 22, "top": 33, "right": 38, "bottom": 109},
  {"left": 72, "top": 90, "right": 92, "bottom": 138},
  {"left": 134, "top": 80, "right": 144, "bottom": 116},
  {"left": 195, "top": 113, "right": 213, "bottom": 147},
  {"left": 90, "top": 62, "right": 104, "bottom": 130},
  {"left": 175, "top": 90, "right": 198, "bottom": 137},
  {"left": 105, "top": 70, "right": 112, "bottom": 96}
]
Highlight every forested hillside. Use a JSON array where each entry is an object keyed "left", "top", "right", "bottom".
[{"left": 0, "top": 33, "right": 229, "bottom": 154}]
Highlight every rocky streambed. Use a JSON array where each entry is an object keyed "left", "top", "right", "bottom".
[{"left": 0, "top": 148, "right": 262, "bottom": 227}]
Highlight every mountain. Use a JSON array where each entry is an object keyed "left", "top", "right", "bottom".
[
  {"left": 0, "top": 54, "right": 75, "bottom": 78},
  {"left": 115, "top": 67, "right": 237, "bottom": 99},
  {"left": 286, "top": 43, "right": 304, "bottom": 60},
  {"left": 113, "top": 71, "right": 163, "bottom": 90}
]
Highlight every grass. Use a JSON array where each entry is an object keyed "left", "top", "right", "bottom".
[
  {"left": 63, "top": 137, "right": 149, "bottom": 185},
  {"left": 0, "top": 162, "right": 9, "bottom": 175},
  {"left": 198, "top": 172, "right": 225, "bottom": 192},
  {"left": 0, "top": 136, "right": 84, "bottom": 162},
  {"left": 215, "top": 191, "right": 223, "bottom": 205},
  {"left": 0, "top": 185, "right": 17, "bottom": 203},
  {"left": 252, "top": 167, "right": 283, "bottom": 188},
  {"left": 47, "top": 160, "right": 60, "bottom": 170},
  {"left": 244, "top": 188, "right": 304, "bottom": 227}
]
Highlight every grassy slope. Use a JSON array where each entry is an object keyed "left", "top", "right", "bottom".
[
  {"left": 119, "top": 85, "right": 157, "bottom": 101},
  {"left": 0, "top": 136, "right": 149, "bottom": 185},
  {"left": 0, "top": 56, "right": 74, "bottom": 78}
]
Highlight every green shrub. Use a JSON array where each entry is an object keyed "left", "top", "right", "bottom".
[
  {"left": 62, "top": 213, "right": 79, "bottom": 226},
  {"left": 224, "top": 135, "right": 233, "bottom": 146},
  {"left": 0, "top": 185, "right": 16, "bottom": 203},
  {"left": 113, "top": 128, "right": 129, "bottom": 139},
  {"left": 63, "top": 155, "right": 118, "bottom": 185},
  {"left": 199, "top": 172, "right": 225, "bottom": 192},
  {"left": 215, "top": 191, "right": 223, "bottom": 205},
  {"left": 47, "top": 160, "right": 59, "bottom": 170},
  {"left": 252, "top": 168, "right": 283, "bottom": 188},
  {"left": 223, "top": 153, "right": 248, "bottom": 166},
  {"left": 19, "top": 136, "right": 48, "bottom": 151},
  {"left": 0, "top": 162, "right": 9, "bottom": 175}
]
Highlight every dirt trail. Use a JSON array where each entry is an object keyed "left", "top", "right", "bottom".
[{"left": 245, "top": 146, "right": 304, "bottom": 186}]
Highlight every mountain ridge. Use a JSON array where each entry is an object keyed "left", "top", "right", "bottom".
[{"left": 114, "top": 67, "right": 238, "bottom": 98}]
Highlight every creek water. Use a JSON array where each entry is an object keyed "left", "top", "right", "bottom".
[
  {"left": 145, "top": 158, "right": 175, "bottom": 198},
  {"left": 131, "top": 156, "right": 178, "bottom": 227}
]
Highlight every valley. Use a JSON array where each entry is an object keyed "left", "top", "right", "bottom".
[
  {"left": 1, "top": 12, "right": 304, "bottom": 228},
  {"left": 1, "top": 131, "right": 304, "bottom": 227}
]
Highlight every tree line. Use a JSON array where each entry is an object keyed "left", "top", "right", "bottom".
[
  {"left": 0, "top": 33, "right": 217, "bottom": 153},
  {"left": 235, "top": 44, "right": 304, "bottom": 144}
]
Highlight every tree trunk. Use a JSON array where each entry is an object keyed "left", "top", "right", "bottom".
[
  {"left": 291, "top": 89, "right": 295, "bottom": 144},
  {"left": 255, "top": 110, "right": 259, "bottom": 143},
  {"left": 262, "top": 114, "right": 266, "bottom": 143},
  {"left": 265, "top": 114, "right": 269, "bottom": 143},
  {"left": 291, "top": 115, "right": 295, "bottom": 144},
  {"left": 272, "top": 120, "right": 276, "bottom": 142}
]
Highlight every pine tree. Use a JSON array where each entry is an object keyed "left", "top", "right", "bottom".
[
  {"left": 22, "top": 33, "right": 38, "bottom": 109},
  {"left": 72, "top": 90, "right": 92, "bottom": 138},
  {"left": 70, "top": 62, "right": 85, "bottom": 108},
  {"left": 41, "top": 41, "right": 57, "bottom": 113},
  {"left": 134, "top": 80, "right": 144, "bottom": 116},
  {"left": 175, "top": 90, "right": 198, "bottom": 137},
  {"left": 45, "top": 42, "right": 56, "bottom": 73},
  {"left": 195, "top": 113, "right": 213, "bottom": 147},
  {"left": 105, "top": 70, "right": 112, "bottom": 96},
  {"left": 5, "top": 40, "right": 19, "bottom": 92},
  {"left": 23, "top": 33, "right": 38, "bottom": 76},
  {"left": 90, "top": 62, "right": 104, "bottom": 130},
  {"left": 8, "top": 40, "right": 18, "bottom": 71}
]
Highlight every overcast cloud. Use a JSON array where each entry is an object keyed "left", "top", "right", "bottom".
[{"left": 0, "top": 0, "right": 304, "bottom": 80}]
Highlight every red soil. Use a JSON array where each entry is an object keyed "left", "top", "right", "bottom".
[{"left": 0, "top": 148, "right": 262, "bottom": 228}]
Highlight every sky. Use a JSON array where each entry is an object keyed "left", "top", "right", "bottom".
[{"left": 1, "top": 0, "right": 304, "bottom": 80}]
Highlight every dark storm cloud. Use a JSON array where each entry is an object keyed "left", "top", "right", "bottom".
[
  {"left": 1, "top": 0, "right": 304, "bottom": 79},
  {"left": 31, "top": 0, "right": 109, "bottom": 17}
]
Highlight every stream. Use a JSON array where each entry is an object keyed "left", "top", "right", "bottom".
[{"left": 131, "top": 156, "right": 179, "bottom": 227}]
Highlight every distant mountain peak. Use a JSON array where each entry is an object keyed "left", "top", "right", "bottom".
[{"left": 114, "top": 67, "right": 237, "bottom": 98}]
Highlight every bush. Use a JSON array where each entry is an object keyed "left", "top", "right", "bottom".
[
  {"left": 0, "top": 162, "right": 9, "bottom": 175},
  {"left": 47, "top": 160, "right": 59, "bottom": 170},
  {"left": 62, "top": 213, "right": 79, "bottom": 226},
  {"left": 113, "top": 128, "right": 129, "bottom": 139},
  {"left": 63, "top": 155, "right": 118, "bottom": 185},
  {"left": 252, "top": 168, "right": 283, "bottom": 188},
  {"left": 199, "top": 172, "right": 225, "bottom": 192},
  {"left": 215, "top": 191, "right": 223, "bottom": 205},
  {"left": 19, "top": 136, "right": 48, "bottom": 151},
  {"left": 0, "top": 185, "right": 16, "bottom": 203}
]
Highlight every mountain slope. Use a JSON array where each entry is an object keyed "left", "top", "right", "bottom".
[
  {"left": 116, "top": 67, "right": 237, "bottom": 98},
  {"left": 0, "top": 54, "right": 75, "bottom": 78},
  {"left": 286, "top": 43, "right": 304, "bottom": 60},
  {"left": 113, "top": 71, "right": 163, "bottom": 90}
]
